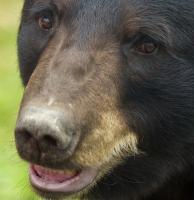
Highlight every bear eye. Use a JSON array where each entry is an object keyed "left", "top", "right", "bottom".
[
  {"left": 134, "top": 37, "right": 159, "bottom": 55},
  {"left": 135, "top": 42, "right": 158, "bottom": 54},
  {"left": 37, "top": 11, "right": 54, "bottom": 31},
  {"left": 122, "top": 34, "right": 160, "bottom": 57}
]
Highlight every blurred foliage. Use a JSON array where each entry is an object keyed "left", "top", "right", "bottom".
[{"left": 0, "top": 0, "right": 40, "bottom": 199}]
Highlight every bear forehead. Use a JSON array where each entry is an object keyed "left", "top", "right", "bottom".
[{"left": 28, "top": 0, "right": 191, "bottom": 48}]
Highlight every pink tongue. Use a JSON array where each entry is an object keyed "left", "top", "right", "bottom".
[{"left": 33, "top": 165, "right": 77, "bottom": 183}]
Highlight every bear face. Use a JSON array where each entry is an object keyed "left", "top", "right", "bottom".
[{"left": 15, "top": 0, "right": 194, "bottom": 199}]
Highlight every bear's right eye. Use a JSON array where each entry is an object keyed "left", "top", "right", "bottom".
[{"left": 36, "top": 11, "right": 54, "bottom": 31}]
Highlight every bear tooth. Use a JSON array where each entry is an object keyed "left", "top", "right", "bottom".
[{"left": 35, "top": 165, "right": 78, "bottom": 175}]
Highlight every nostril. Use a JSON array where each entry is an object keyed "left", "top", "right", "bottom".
[
  {"left": 41, "top": 135, "right": 58, "bottom": 147},
  {"left": 23, "top": 130, "right": 32, "bottom": 142},
  {"left": 16, "top": 128, "right": 33, "bottom": 144},
  {"left": 15, "top": 127, "right": 40, "bottom": 163}
]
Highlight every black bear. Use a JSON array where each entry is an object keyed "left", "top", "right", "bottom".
[{"left": 15, "top": 0, "right": 194, "bottom": 199}]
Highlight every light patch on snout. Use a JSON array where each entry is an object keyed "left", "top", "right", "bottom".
[
  {"left": 48, "top": 97, "right": 55, "bottom": 106},
  {"left": 72, "top": 111, "right": 139, "bottom": 168}
]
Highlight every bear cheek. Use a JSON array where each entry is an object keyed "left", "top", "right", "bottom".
[{"left": 71, "top": 111, "right": 139, "bottom": 168}]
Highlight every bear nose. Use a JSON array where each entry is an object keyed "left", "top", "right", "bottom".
[{"left": 15, "top": 106, "right": 77, "bottom": 164}]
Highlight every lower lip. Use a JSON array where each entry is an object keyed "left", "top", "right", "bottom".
[{"left": 30, "top": 165, "right": 98, "bottom": 194}]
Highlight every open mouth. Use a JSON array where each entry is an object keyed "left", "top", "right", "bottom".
[{"left": 30, "top": 164, "right": 98, "bottom": 194}]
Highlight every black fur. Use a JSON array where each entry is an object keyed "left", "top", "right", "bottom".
[{"left": 17, "top": 0, "right": 194, "bottom": 199}]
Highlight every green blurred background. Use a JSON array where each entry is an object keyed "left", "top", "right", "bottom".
[{"left": 0, "top": 0, "right": 40, "bottom": 199}]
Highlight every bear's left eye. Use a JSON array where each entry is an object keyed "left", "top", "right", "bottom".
[
  {"left": 134, "top": 36, "right": 159, "bottom": 55},
  {"left": 122, "top": 34, "right": 160, "bottom": 57},
  {"left": 135, "top": 41, "right": 159, "bottom": 55}
]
